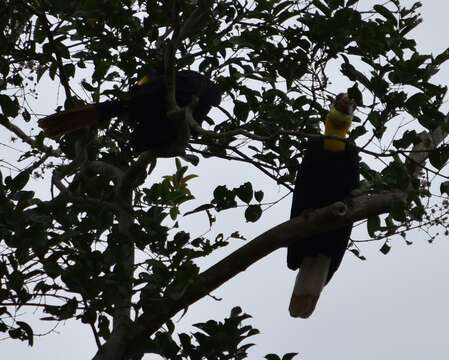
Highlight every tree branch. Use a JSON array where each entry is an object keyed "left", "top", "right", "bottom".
[
  {"left": 116, "top": 150, "right": 156, "bottom": 198},
  {"left": 92, "top": 191, "right": 404, "bottom": 360}
]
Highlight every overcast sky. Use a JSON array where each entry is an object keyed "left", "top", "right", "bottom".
[{"left": 2, "top": 1, "right": 449, "bottom": 360}]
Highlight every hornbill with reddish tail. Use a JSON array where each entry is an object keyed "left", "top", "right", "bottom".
[
  {"left": 38, "top": 70, "right": 221, "bottom": 156},
  {"left": 288, "top": 93, "right": 360, "bottom": 318}
]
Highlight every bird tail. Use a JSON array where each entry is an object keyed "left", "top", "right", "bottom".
[
  {"left": 38, "top": 105, "right": 100, "bottom": 137},
  {"left": 38, "top": 100, "right": 123, "bottom": 137},
  {"left": 289, "top": 255, "right": 331, "bottom": 318}
]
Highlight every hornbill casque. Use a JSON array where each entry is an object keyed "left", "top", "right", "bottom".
[
  {"left": 288, "top": 93, "right": 360, "bottom": 318},
  {"left": 38, "top": 70, "right": 222, "bottom": 156}
]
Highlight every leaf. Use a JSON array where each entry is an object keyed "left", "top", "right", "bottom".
[
  {"left": 282, "top": 353, "right": 299, "bottom": 360},
  {"left": 373, "top": 5, "right": 397, "bottom": 25},
  {"left": 16, "top": 321, "right": 33, "bottom": 346},
  {"left": 379, "top": 241, "right": 391, "bottom": 255},
  {"left": 10, "top": 190, "right": 34, "bottom": 202},
  {"left": 349, "top": 248, "right": 366, "bottom": 261},
  {"left": 81, "top": 80, "right": 96, "bottom": 92},
  {"left": 312, "top": 0, "right": 331, "bottom": 16},
  {"left": 367, "top": 215, "right": 381, "bottom": 238},
  {"left": 182, "top": 174, "right": 198, "bottom": 183},
  {"left": 429, "top": 146, "right": 449, "bottom": 170},
  {"left": 0, "top": 307, "right": 10, "bottom": 316},
  {"left": 0, "top": 95, "right": 19, "bottom": 117},
  {"left": 328, "top": 0, "right": 344, "bottom": 10},
  {"left": 183, "top": 154, "right": 200, "bottom": 166},
  {"left": 170, "top": 207, "right": 179, "bottom": 220},
  {"left": 233, "top": 100, "right": 250, "bottom": 122},
  {"left": 433, "top": 47, "right": 449, "bottom": 66},
  {"left": 22, "top": 109, "right": 31, "bottom": 122},
  {"left": 230, "top": 231, "right": 246, "bottom": 240},
  {"left": 347, "top": 83, "right": 363, "bottom": 106},
  {"left": 265, "top": 355, "right": 281, "bottom": 360},
  {"left": 440, "top": 181, "right": 449, "bottom": 195},
  {"left": 245, "top": 205, "right": 262, "bottom": 222},
  {"left": 184, "top": 204, "right": 215, "bottom": 216},
  {"left": 254, "top": 190, "right": 264, "bottom": 202},
  {"left": 213, "top": 185, "right": 237, "bottom": 211},
  {"left": 235, "top": 182, "right": 253, "bottom": 204},
  {"left": 349, "top": 125, "right": 367, "bottom": 141},
  {"left": 6, "top": 171, "right": 30, "bottom": 194}
]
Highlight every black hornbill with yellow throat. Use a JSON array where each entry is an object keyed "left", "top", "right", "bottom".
[{"left": 288, "top": 93, "right": 360, "bottom": 318}]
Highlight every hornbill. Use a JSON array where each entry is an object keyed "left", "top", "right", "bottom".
[
  {"left": 38, "top": 70, "right": 222, "bottom": 156},
  {"left": 288, "top": 93, "right": 360, "bottom": 318}
]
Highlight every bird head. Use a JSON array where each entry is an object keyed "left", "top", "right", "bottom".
[
  {"left": 326, "top": 93, "right": 356, "bottom": 131},
  {"left": 324, "top": 93, "right": 356, "bottom": 151}
]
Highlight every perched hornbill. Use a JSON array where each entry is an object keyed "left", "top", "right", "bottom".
[
  {"left": 288, "top": 93, "right": 360, "bottom": 318},
  {"left": 38, "top": 70, "right": 222, "bottom": 156}
]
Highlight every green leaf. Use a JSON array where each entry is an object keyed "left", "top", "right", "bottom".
[
  {"left": 245, "top": 205, "right": 262, "bottom": 222},
  {"left": 347, "top": 83, "right": 363, "bottom": 106},
  {"left": 235, "top": 182, "right": 253, "bottom": 204},
  {"left": 10, "top": 190, "right": 35, "bottom": 202},
  {"left": 22, "top": 109, "right": 31, "bottom": 122},
  {"left": 184, "top": 204, "right": 215, "bottom": 216},
  {"left": 346, "top": 0, "right": 359, "bottom": 6},
  {"left": 6, "top": 171, "right": 30, "bottom": 194},
  {"left": 169, "top": 207, "right": 179, "bottom": 220},
  {"left": 16, "top": 321, "right": 33, "bottom": 346},
  {"left": 433, "top": 47, "right": 449, "bottom": 66},
  {"left": 213, "top": 185, "right": 237, "bottom": 211},
  {"left": 392, "top": 130, "right": 418, "bottom": 149},
  {"left": 429, "top": 146, "right": 449, "bottom": 170},
  {"left": 233, "top": 101, "right": 250, "bottom": 122},
  {"left": 0, "top": 95, "right": 19, "bottom": 117},
  {"left": 282, "top": 353, "right": 299, "bottom": 360},
  {"left": 367, "top": 215, "right": 381, "bottom": 238},
  {"left": 265, "top": 354, "right": 281, "bottom": 360},
  {"left": 349, "top": 125, "right": 367, "bottom": 141},
  {"left": 349, "top": 248, "right": 366, "bottom": 261},
  {"left": 312, "top": 0, "right": 331, "bottom": 16},
  {"left": 440, "top": 181, "right": 449, "bottom": 195},
  {"left": 373, "top": 5, "right": 397, "bottom": 25},
  {"left": 327, "top": 0, "right": 344, "bottom": 10},
  {"left": 81, "top": 80, "right": 96, "bottom": 92},
  {"left": 230, "top": 231, "right": 246, "bottom": 240},
  {"left": 254, "top": 190, "right": 264, "bottom": 202},
  {"left": 379, "top": 241, "right": 391, "bottom": 255}
]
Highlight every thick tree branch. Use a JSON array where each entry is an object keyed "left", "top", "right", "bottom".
[{"left": 92, "top": 191, "right": 405, "bottom": 360}]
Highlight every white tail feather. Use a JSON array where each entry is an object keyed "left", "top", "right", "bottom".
[{"left": 289, "top": 255, "right": 331, "bottom": 318}]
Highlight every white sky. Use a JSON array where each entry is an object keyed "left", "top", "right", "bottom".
[{"left": 2, "top": 1, "right": 449, "bottom": 360}]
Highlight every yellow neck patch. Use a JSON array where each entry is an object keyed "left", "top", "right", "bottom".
[{"left": 323, "top": 107, "right": 352, "bottom": 152}]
